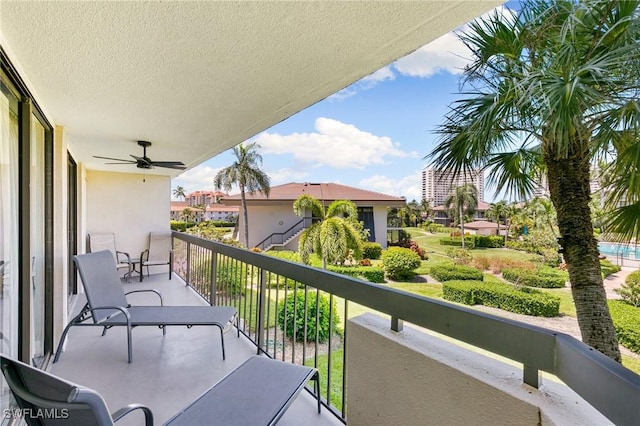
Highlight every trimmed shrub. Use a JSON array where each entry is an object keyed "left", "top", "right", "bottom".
[
  {"left": 443, "top": 280, "right": 561, "bottom": 317},
  {"left": 473, "top": 235, "right": 505, "bottom": 248},
  {"left": 170, "top": 220, "right": 196, "bottom": 232},
  {"left": 429, "top": 264, "right": 483, "bottom": 282},
  {"left": 328, "top": 265, "right": 385, "bottom": 283},
  {"left": 615, "top": 270, "right": 640, "bottom": 307},
  {"left": 215, "top": 261, "right": 247, "bottom": 295},
  {"left": 362, "top": 242, "right": 383, "bottom": 260},
  {"left": 502, "top": 267, "right": 566, "bottom": 289},
  {"left": 439, "top": 237, "right": 475, "bottom": 248},
  {"left": 277, "top": 291, "right": 340, "bottom": 343},
  {"left": 609, "top": 300, "right": 640, "bottom": 353},
  {"left": 381, "top": 247, "right": 422, "bottom": 280},
  {"left": 600, "top": 258, "right": 621, "bottom": 278},
  {"left": 266, "top": 250, "right": 301, "bottom": 263}
]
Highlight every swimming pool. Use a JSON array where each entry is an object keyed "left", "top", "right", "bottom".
[{"left": 598, "top": 242, "right": 640, "bottom": 259}]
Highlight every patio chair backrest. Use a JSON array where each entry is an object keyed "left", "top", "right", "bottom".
[
  {"left": 0, "top": 355, "right": 114, "bottom": 425},
  {"left": 74, "top": 251, "right": 129, "bottom": 323},
  {"left": 147, "top": 232, "right": 172, "bottom": 262},
  {"left": 88, "top": 232, "right": 118, "bottom": 261}
]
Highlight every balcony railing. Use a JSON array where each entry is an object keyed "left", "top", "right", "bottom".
[
  {"left": 172, "top": 231, "right": 640, "bottom": 425},
  {"left": 254, "top": 217, "right": 315, "bottom": 251}
]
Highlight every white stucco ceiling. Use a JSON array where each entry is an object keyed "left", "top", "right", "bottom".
[{"left": 0, "top": 1, "right": 502, "bottom": 176}]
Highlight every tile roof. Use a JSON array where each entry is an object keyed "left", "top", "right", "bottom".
[
  {"left": 432, "top": 201, "right": 491, "bottom": 211},
  {"left": 222, "top": 182, "right": 406, "bottom": 204},
  {"left": 464, "top": 220, "right": 499, "bottom": 229}
]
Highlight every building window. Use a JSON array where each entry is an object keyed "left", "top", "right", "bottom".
[{"left": 357, "top": 207, "right": 375, "bottom": 242}]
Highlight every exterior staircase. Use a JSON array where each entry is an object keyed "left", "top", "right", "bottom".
[{"left": 255, "top": 217, "right": 314, "bottom": 251}]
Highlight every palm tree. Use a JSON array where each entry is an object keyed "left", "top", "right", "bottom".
[
  {"left": 444, "top": 184, "right": 478, "bottom": 248},
  {"left": 504, "top": 202, "right": 522, "bottom": 240},
  {"left": 420, "top": 199, "right": 433, "bottom": 222},
  {"left": 528, "top": 197, "right": 558, "bottom": 238},
  {"left": 181, "top": 207, "right": 195, "bottom": 222},
  {"left": 214, "top": 142, "right": 270, "bottom": 248},
  {"left": 427, "top": 0, "right": 640, "bottom": 361},
  {"left": 293, "top": 195, "right": 363, "bottom": 268},
  {"left": 486, "top": 200, "right": 508, "bottom": 242},
  {"left": 173, "top": 186, "right": 186, "bottom": 201}
]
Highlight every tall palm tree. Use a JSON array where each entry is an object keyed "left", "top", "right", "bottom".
[
  {"left": 504, "top": 202, "right": 522, "bottom": 240},
  {"left": 486, "top": 200, "right": 508, "bottom": 242},
  {"left": 528, "top": 197, "right": 558, "bottom": 238},
  {"left": 428, "top": 0, "right": 640, "bottom": 361},
  {"left": 214, "top": 142, "right": 270, "bottom": 248},
  {"left": 444, "top": 184, "right": 478, "bottom": 248},
  {"left": 173, "top": 186, "right": 186, "bottom": 201},
  {"left": 420, "top": 199, "right": 433, "bottom": 222},
  {"left": 293, "top": 195, "right": 363, "bottom": 268}
]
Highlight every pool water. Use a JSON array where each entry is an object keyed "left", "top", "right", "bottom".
[{"left": 598, "top": 242, "right": 640, "bottom": 259}]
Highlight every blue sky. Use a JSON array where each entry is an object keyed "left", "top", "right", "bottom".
[{"left": 172, "top": 5, "right": 512, "bottom": 203}]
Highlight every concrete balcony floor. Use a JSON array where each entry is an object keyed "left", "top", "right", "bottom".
[{"left": 50, "top": 273, "right": 343, "bottom": 426}]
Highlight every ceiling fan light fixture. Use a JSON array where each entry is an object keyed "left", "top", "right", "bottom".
[{"left": 93, "top": 140, "right": 186, "bottom": 170}]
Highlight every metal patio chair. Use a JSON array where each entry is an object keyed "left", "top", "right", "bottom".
[
  {"left": 1, "top": 354, "right": 320, "bottom": 426},
  {"left": 53, "top": 250, "right": 238, "bottom": 364},
  {"left": 88, "top": 232, "right": 133, "bottom": 281},
  {"left": 140, "top": 232, "right": 173, "bottom": 282},
  {"left": 0, "top": 354, "right": 153, "bottom": 426}
]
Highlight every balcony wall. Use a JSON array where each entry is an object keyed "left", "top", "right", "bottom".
[{"left": 347, "top": 314, "right": 610, "bottom": 426}]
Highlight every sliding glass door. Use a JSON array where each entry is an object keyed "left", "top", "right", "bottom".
[{"left": 0, "top": 63, "right": 20, "bottom": 413}]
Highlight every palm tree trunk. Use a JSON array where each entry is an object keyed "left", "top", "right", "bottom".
[
  {"left": 240, "top": 184, "right": 250, "bottom": 248},
  {"left": 545, "top": 144, "right": 621, "bottom": 362},
  {"left": 459, "top": 205, "right": 465, "bottom": 248}
]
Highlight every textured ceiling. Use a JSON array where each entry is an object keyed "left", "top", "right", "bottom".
[{"left": 0, "top": 1, "right": 502, "bottom": 176}]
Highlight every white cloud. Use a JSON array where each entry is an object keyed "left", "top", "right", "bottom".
[
  {"left": 393, "top": 5, "right": 515, "bottom": 78},
  {"left": 393, "top": 32, "right": 471, "bottom": 78},
  {"left": 267, "top": 168, "right": 309, "bottom": 185},
  {"left": 256, "top": 117, "right": 415, "bottom": 169},
  {"left": 171, "top": 165, "right": 222, "bottom": 197},
  {"left": 329, "top": 66, "right": 395, "bottom": 100},
  {"left": 359, "top": 172, "right": 422, "bottom": 202}
]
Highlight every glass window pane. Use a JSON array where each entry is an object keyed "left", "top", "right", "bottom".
[
  {"left": 0, "top": 73, "right": 20, "bottom": 412},
  {"left": 31, "top": 116, "right": 45, "bottom": 366}
]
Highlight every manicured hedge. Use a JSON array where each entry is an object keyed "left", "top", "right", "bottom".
[
  {"left": 501, "top": 267, "right": 566, "bottom": 288},
  {"left": 473, "top": 235, "right": 505, "bottom": 248},
  {"left": 429, "top": 264, "right": 483, "bottom": 282},
  {"left": 443, "top": 280, "right": 561, "bottom": 317},
  {"left": 439, "top": 237, "right": 475, "bottom": 247},
  {"left": 600, "top": 258, "right": 621, "bottom": 278},
  {"left": 608, "top": 300, "right": 640, "bottom": 353},
  {"left": 328, "top": 265, "right": 385, "bottom": 283},
  {"left": 362, "top": 242, "right": 383, "bottom": 260}
]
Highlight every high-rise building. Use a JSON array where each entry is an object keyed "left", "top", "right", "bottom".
[{"left": 421, "top": 167, "right": 484, "bottom": 206}]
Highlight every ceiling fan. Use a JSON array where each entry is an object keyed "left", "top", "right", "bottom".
[{"left": 94, "top": 141, "right": 186, "bottom": 170}]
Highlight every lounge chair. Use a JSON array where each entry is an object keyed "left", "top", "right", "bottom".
[
  {"left": 54, "top": 250, "right": 238, "bottom": 363},
  {"left": 1, "top": 354, "right": 320, "bottom": 426},
  {"left": 88, "top": 232, "right": 133, "bottom": 281},
  {"left": 140, "top": 231, "right": 173, "bottom": 282},
  {"left": 0, "top": 354, "right": 153, "bottom": 425}
]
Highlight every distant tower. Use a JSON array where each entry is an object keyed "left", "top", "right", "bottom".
[{"left": 421, "top": 167, "right": 484, "bottom": 206}]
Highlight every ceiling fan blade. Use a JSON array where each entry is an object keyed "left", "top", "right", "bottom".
[
  {"left": 130, "top": 154, "right": 152, "bottom": 165},
  {"left": 104, "top": 162, "right": 136, "bottom": 165},
  {"left": 150, "top": 161, "right": 186, "bottom": 166},
  {"left": 151, "top": 162, "right": 187, "bottom": 170},
  {"left": 93, "top": 155, "right": 134, "bottom": 163}
]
